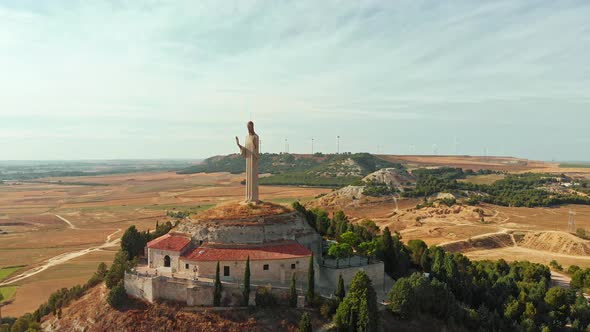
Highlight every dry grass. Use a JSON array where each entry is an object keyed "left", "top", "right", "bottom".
[
  {"left": 465, "top": 246, "right": 590, "bottom": 269},
  {"left": 460, "top": 174, "right": 506, "bottom": 185},
  {"left": 193, "top": 201, "right": 292, "bottom": 221},
  {"left": 2, "top": 249, "right": 117, "bottom": 317}
]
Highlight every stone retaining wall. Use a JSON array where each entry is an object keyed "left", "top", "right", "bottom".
[{"left": 125, "top": 272, "right": 294, "bottom": 307}]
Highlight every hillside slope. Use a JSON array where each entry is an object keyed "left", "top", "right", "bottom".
[
  {"left": 41, "top": 285, "right": 321, "bottom": 332},
  {"left": 179, "top": 153, "right": 403, "bottom": 187},
  {"left": 307, "top": 168, "right": 414, "bottom": 210}
]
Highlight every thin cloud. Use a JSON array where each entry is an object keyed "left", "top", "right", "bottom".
[{"left": 0, "top": 0, "right": 589, "bottom": 160}]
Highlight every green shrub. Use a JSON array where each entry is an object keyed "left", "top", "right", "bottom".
[
  {"left": 106, "top": 281, "right": 127, "bottom": 309},
  {"left": 254, "top": 287, "right": 277, "bottom": 307}
]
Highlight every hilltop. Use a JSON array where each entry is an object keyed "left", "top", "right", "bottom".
[
  {"left": 178, "top": 153, "right": 403, "bottom": 187},
  {"left": 40, "top": 284, "right": 321, "bottom": 332}
]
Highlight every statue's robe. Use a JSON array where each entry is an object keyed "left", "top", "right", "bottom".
[{"left": 240, "top": 133, "right": 259, "bottom": 202}]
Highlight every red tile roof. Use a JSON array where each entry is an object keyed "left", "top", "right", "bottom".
[
  {"left": 147, "top": 233, "right": 191, "bottom": 252},
  {"left": 182, "top": 242, "right": 312, "bottom": 262}
]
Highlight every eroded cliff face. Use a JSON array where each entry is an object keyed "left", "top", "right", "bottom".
[{"left": 42, "top": 284, "right": 313, "bottom": 332}]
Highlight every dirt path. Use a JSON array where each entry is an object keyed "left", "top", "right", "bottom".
[
  {"left": 0, "top": 229, "right": 121, "bottom": 286},
  {"left": 551, "top": 271, "right": 571, "bottom": 288},
  {"left": 550, "top": 271, "right": 590, "bottom": 299},
  {"left": 437, "top": 227, "right": 511, "bottom": 247},
  {"left": 55, "top": 214, "right": 78, "bottom": 230}
]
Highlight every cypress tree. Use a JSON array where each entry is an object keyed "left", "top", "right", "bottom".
[
  {"left": 297, "top": 312, "right": 313, "bottom": 332},
  {"left": 379, "top": 227, "right": 397, "bottom": 276},
  {"left": 289, "top": 273, "right": 298, "bottom": 307},
  {"left": 0, "top": 291, "right": 4, "bottom": 320},
  {"left": 335, "top": 274, "right": 345, "bottom": 301},
  {"left": 243, "top": 256, "right": 251, "bottom": 306},
  {"left": 306, "top": 254, "right": 315, "bottom": 306},
  {"left": 334, "top": 270, "right": 378, "bottom": 332},
  {"left": 214, "top": 261, "right": 222, "bottom": 306}
]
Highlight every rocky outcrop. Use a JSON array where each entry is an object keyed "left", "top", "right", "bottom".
[{"left": 174, "top": 202, "right": 322, "bottom": 257}]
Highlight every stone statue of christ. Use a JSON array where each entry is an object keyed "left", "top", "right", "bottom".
[{"left": 235, "top": 121, "right": 260, "bottom": 203}]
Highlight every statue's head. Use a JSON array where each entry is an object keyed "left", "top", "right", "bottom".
[{"left": 247, "top": 121, "right": 255, "bottom": 134}]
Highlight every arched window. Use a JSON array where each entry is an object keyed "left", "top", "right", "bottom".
[{"left": 164, "top": 255, "right": 171, "bottom": 267}]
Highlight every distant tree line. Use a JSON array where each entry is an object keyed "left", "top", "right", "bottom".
[
  {"left": 179, "top": 153, "right": 404, "bottom": 188},
  {"left": 403, "top": 168, "right": 590, "bottom": 207}
]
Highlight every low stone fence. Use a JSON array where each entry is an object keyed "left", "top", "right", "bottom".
[{"left": 320, "top": 255, "right": 373, "bottom": 269}]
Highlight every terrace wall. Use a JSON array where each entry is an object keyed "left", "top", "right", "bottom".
[{"left": 125, "top": 272, "right": 293, "bottom": 307}]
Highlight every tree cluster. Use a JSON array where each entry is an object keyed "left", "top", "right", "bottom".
[
  {"left": 405, "top": 168, "right": 590, "bottom": 207},
  {"left": 120, "top": 221, "right": 173, "bottom": 260},
  {"left": 333, "top": 270, "right": 379, "bottom": 332},
  {"left": 389, "top": 247, "right": 590, "bottom": 331},
  {"left": 362, "top": 179, "right": 399, "bottom": 197}
]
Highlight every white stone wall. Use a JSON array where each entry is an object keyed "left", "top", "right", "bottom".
[
  {"left": 125, "top": 273, "right": 154, "bottom": 302},
  {"left": 182, "top": 257, "right": 310, "bottom": 286},
  {"left": 318, "top": 261, "right": 385, "bottom": 292},
  {"left": 148, "top": 248, "right": 183, "bottom": 272}
]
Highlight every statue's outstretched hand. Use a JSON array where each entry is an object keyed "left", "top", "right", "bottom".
[{"left": 235, "top": 136, "right": 240, "bottom": 146}]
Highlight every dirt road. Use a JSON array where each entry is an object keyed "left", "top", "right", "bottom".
[
  {"left": 0, "top": 229, "right": 120, "bottom": 286},
  {"left": 55, "top": 214, "right": 78, "bottom": 230},
  {"left": 551, "top": 271, "right": 571, "bottom": 288}
]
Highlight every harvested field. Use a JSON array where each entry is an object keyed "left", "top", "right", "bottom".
[
  {"left": 465, "top": 246, "right": 590, "bottom": 269},
  {"left": 376, "top": 155, "right": 590, "bottom": 176},
  {"left": 0, "top": 171, "right": 330, "bottom": 316}
]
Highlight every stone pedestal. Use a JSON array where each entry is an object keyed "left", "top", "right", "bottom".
[{"left": 297, "top": 295, "right": 306, "bottom": 308}]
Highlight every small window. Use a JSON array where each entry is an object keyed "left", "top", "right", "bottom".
[
  {"left": 224, "top": 266, "right": 230, "bottom": 276},
  {"left": 263, "top": 264, "right": 269, "bottom": 271},
  {"left": 291, "top": 263, "right": 296, "bottom": 270},
  {"left": 185, "top": 263, "right": 189, "bottom": 269}
]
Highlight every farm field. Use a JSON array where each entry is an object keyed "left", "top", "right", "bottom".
[
  {"left": 2, "top": 155, "right": 590, "bottom": 317},
  {"left": 0, "top": 171, "right": 330, "bottom": 316},
  {"left": 0, "top": 266, "right": 23, "bottom": 281}
]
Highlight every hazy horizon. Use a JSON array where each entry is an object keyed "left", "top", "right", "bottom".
[{"left": 2, "top": 1, "right": 589, "bottom": 161}]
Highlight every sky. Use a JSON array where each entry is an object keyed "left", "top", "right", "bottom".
[{"left": 1, "top": 0, "right": 589, "bottom": 161}]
